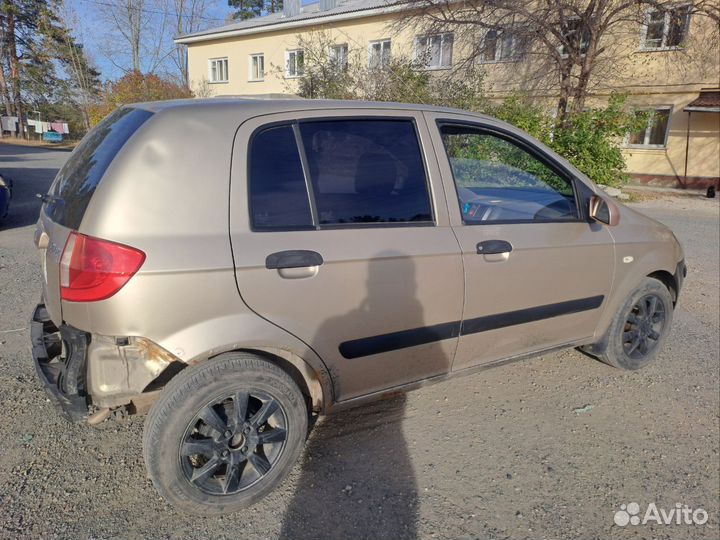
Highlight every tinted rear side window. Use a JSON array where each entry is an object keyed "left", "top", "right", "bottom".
[
  {"left": 48, "top": 107, "right": 153, "bottom": 228},
  {"left": 299, "top": 120, "right": 432, "bottom": 225},
  {"left": 248, "top": 124, "right": 313, "bottom": 231}
]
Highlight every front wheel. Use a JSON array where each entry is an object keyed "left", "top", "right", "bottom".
[
  {"left": 586, "top": 277, "right": 674, "bottom": 370},
  {"left": 143, "top": 352, "right": 308, "bottom": 514}
]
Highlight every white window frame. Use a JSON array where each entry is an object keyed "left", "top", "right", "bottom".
[
  {"left": 479, "top": 28, "right": 525, "bottom": 63},
  {"left": 414, "top": 33, "right": 454, "bottom": 70},
  {"left": 639, "top": 5, "right": 691, "bottom": 51},
  {"left": 329, "top": 43, "right": 349, "bottom": 69},
  {"left": 285, "top": 49, "right": 304, "bottom": 78},
  {"left": 624, "top": 106, "right": 673, "bottom": 149},
  {"left": 368, "top": 39, "right": 392, "bottom": 69},
  {"left": 208, "top": 57, "right": 228, "bottom": 83},
  {"left": 558, "top": 17, "right": 590, "bottom": 58},
  {"left": 248, "top": 53, "right": 264, "bottom": 81}
]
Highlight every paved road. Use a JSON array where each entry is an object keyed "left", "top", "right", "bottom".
[{"left": 0, "top": 144, "right": 718, "bottom": 540}]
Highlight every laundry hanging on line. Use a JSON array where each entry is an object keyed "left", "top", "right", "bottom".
[{"left": 1, "top": 116, "right": 18, "bottom": 132}]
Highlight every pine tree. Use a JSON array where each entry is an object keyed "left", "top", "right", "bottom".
[{"left": 228, "top": 0, "right": 283, "bottom": 21}]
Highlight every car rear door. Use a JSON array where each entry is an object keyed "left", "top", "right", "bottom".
[
  {"left": 424, "top": 111, "right": 615, "bottom": 371},
  {"left": 230, "top": 109, "right": 464, "bottom": 402}
]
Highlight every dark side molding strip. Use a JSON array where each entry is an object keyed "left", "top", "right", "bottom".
[{"left": 339, "top": 295, "right": 604, "bottom": 359}]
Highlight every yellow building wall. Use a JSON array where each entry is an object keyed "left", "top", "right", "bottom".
[
  {"left": 186, "top": 13, "right": 418, "bottom": 97},
  {"left": 622, "top": 91, "right": 720, "bottom": 184},
  {"left": 185, "top": 10, "right": 720, "bottom": 184}
]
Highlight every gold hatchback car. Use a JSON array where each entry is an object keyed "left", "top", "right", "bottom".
[{"left": 32, "top": 99, "right": 685, "bottom": 513}]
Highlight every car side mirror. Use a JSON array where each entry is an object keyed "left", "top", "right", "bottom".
[{"left": 589, "top": 195, "right": 620, "bottom": 226}]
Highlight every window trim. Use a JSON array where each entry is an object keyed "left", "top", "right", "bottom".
[
  {"left": 208, "top": 57, "right": 229, "bottom": 84},
  {"left": 246, "top": 116, "right": 437, "bottom": 232},
  {"left": 558, "top": 17, "right": 590, "bottom": 59},
  {"left": 248, "top": 53, "right": 265, "bottom": 82},
  {"left": 479, "top": 28, "right": 525, "bottom": 64},
  {"left": 285, "top": 49, "right": 304, "bottom": 78},
  {"left": 639, "top": 5, "right": 691, "bottom": 51},
  {"left": 414, "top": 32, "right": 454, "bottom": 70},
  {"left": 624, "top": 106, "right": 673, "bottom": 149},
  {"left": 328, "top": 43, "right": 349, "bottom": 69},
  {"left": 435, "top": 120, "right": 587, "bottom": 226},
  {"left": 368, "top": 38, "right": 392, "bottom": 69}
]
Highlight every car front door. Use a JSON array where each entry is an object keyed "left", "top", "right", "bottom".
[
  {"left": 230, "top": 110, "right": 464, "bottom": 402},
  {"left": 424, "top": 112, "right": 615, "bottom": 371}
]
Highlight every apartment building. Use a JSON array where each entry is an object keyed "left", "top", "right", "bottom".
[{"left": 176, "top": 0, "right": 720, "bottom": 188}]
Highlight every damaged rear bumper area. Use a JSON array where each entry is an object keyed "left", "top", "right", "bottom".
[
  {"left": 31, "top": 304, "right": 90, "bottom": 422},
  {"left": 31, "top": 303, "right": 179, "bottom": 424}
]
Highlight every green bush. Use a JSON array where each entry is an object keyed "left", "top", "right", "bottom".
[{"left": 492, "top": 93, "right": 647, "bottom": 187}]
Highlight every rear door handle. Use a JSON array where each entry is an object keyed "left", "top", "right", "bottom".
[
  {"left": 476, "top": 240, "right": 513, "bottom": 255},
  {"left": 266, "top": 250, "right": 324, "bottom": 270}
]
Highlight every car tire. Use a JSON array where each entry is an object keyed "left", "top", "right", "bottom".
[
  {"left": 585, "top": 277, "right": 673, "bottom": 370},
  {"left": 143, "top": 352, "right": 308, "bottom": 515}
]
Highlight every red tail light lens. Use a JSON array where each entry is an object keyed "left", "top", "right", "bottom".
[{"left": 60, "top": 232, "right": 146, "bottom": 302}]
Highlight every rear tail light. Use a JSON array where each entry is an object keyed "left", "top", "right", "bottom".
[{"left": 60, "top": 232, "right": 145, "bottom": 302}]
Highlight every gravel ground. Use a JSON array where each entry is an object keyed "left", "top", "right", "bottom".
[{"left": 1, "top": 144, "right": 718, "bottom": 540}]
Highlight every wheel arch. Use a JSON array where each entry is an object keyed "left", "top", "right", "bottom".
[
  {"left": 647, "top": 270, "right": 678, "bottom": 304},
  {"left": 230, "top": 346, "right": 328, "bottom": 414}
]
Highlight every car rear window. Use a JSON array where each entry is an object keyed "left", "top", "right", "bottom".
[
  {"left": 248, "top": 124, "right": 314, "bottom": 231},
  {"left": 47, "top": 107, "right": 154, "bottom": 229}
]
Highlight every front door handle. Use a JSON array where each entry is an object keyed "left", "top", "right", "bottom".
[
  {"left": 476, "top": 240, "right": 513, "bottom": 255},
  {"left": 266, "top": 250, "right": 324, "bottom": 270}
]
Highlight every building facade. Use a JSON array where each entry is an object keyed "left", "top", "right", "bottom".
[{"left": 176, "top": 0, "right": 720, "bottom": 188}]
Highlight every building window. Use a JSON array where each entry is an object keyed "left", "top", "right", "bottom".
[
  {"left": 286, "top": 49, "right": 304, "bottom": 78},
  {"left": 249, "top": 54, "right": 264, "bottom": 81},
  {"left": 209, "top": 57, "right": 228, "bottom": 83},
  {"left": 559, "top": 18, "right": 590, "bottom": 57},
  {"left": 369, "top": 39, "right": 391, "bottom": 69},
  {"left": 415, "top": 33, "right": 453, "bottom": 69},
  {"left": 626, "top": 107, "right": 672, "bottom": 148},
  {"left": 642, "top": 5, "right": 691, "bottom": 49},
  {"left": 329, "top": 44, "right": 349, "bottom": 69},
  {"left": 480, "top": 29, "right": 525, "bottom": 62}
]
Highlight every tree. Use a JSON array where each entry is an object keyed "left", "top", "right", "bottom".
[
  {"left": 46, "top": 2, "right": 101, "bottom": 131},
  {"left": 229, "top": 0, "right": 283, "bottom": 21},
  {"left": 281, "top": 30, "right": 486, "bottom": 109},
  {"left": 98, "top": 0, "right": 170, "bottom": 75},
  {"left": 0, "top": 0, "right": 69, "bottom": 138},
  {"left": 399, "top": 0, "right": 719, "bottom": 125},
  {"left": 88, "top": 70, "right": 192, "bottom": 126},
  {"left": 172, "top": 0, "right": 208, "bottom": 84}
]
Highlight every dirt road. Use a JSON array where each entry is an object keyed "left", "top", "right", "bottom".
[{"left": 1, "top": 144, "right": 718, "bottom": 539}]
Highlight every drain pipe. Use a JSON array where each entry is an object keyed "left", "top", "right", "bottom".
[{"left": 682, "top": 110, "right": 691, "bottom": 188}]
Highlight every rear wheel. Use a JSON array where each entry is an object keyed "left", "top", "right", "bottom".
[
  {"left": 586, "top": 277, "right": 673, "bottom": 370},
  {"left": 143, "top": 352, "right": 308, "bottom": 514}
]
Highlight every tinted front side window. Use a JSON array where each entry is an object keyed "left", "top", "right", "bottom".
[
  {"left": 48, "top": 107, "right": 153, "bottom": 228},
  {"left": 299, "top": 120, "right": 432, "bottom": 225},
  {"left": 248, "top": 124, "right": 313, "bottom": 231},
  {"left": 440, "top": 125, "right": 578, "bottom": 223}
]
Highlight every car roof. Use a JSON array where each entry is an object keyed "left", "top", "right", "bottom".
[{"left": 129, "top": 97, "right": 494, "bottom": 120}]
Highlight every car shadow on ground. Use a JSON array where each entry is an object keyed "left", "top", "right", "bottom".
[
  {"left": 280, "top": 253, "right": 452, "bottom": 540},
  {"left": 279, "top": 395, "right": 418, "bottom": 540}
]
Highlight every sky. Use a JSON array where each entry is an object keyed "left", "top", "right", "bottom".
[{"left": 67, "top": 0, "right": 318, "bottom": 81}]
